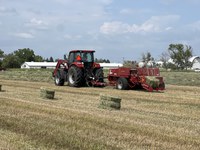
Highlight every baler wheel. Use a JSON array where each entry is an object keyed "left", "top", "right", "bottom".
[
  {"left": 95, "top": 68, "right": 104, "bottom": 82},
  {"left": 116, "top": 78, "right": 129, "bottom": 90},
  {"left": 54, "top": 71, "right": 64, "bottom": 86},
  {"left": 68, "top": 66, "right": 83, "bottom": 87}
]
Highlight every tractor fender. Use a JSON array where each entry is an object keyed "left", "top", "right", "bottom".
[
  {"left": 93, "top": 62, "right": 101, "bottom": 68},
  {"left": 70, "top": 62, "right": 84, "bottom": 68}
]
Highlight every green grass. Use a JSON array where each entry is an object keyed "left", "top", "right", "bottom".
[
  {"left": 161, "top": 71, "right": 200, "bottom": 86},
  {"left": 0, "top": 69, "right": 54, "bottom": 83},
  {"left": 1, "top": 69, "right": 200, "bottom": 86}
]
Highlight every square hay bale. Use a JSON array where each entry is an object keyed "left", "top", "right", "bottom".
[
  {"left": 40, "top": 87, "right": 55, "bottom": 100},
  {"left": 99, "top": 94, "right": 121, "bottom": 110},
  {"left": 145, "top": 76, "right": 159, "bottom": 89}
]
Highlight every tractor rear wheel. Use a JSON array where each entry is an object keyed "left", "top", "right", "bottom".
[
  {"left": 68, "top": 66, "right": 83, "bottom": 87},
  {"left": 95, "top": 68, "right": 104, "bottom": 82},
  {"left": 116, "top": 78, "right": 129, "bottom": 90},
  {"left": 54, "top": 71, "right": 64, "bottom": 86}
]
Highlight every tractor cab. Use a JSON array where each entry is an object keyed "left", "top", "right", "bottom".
[{"left": 68, "top": 50, "right": 95, "bottom": 64}]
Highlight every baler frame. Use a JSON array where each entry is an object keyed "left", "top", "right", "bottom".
[{"left": 107, "top": 67, "right": 165, "bottom": 92}]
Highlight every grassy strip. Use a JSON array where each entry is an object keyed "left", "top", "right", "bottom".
[
  {"left": 1, "top": 69, "right": 200, "bottom": 86},
  {"left": 160, "top": 71, "right": 200, "bottom": 86}
]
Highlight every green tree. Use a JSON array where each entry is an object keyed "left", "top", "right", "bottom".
[
  {"left": 49, "top": 56, "right": 54, "bottom": 62},
  {"left": 34, "top": 55, "right": 44, "bottom": 62},
  {"left": 160, "top": 51, "right": 170, "bottom": 70},
  {"left": 123, "top": 60, "right": 137, "bottom": 68},
  {"left": 95, "top": 58, "right": 110, "bottom": 63},
  {"left": 168, "top": 44, "right": 193, "bottom": 70},
  {"left": 0, "top": 49, "right": 4, "bottom": 67},
  {"left": 2, "top": 53, "right": 21, "bottom": 68},
  {"left": 14, "top": 48, "right": 35, "bottom": 64},
  {"left": 0, "top": 49, "right": 4, "bottom": 58},
  {"left": 142, "top": 52, "right": 154, "bottom": 63}
]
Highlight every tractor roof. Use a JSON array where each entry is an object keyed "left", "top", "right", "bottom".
[{"left": 69, "top": 50, "right": 95, "bottom": 53}]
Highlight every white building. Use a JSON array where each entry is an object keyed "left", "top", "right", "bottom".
[
  {"left": 189, "top": 56, "right": 200, "bottom": 71},
  {"left": 21, "top": 62, "right": 123, "bottom": 69},
  {"left": 166, "top": 56, "right": 200, "bottom": 71},
  {"left": 21, "top": 62, "right": 57, "bottom": 69},
  {"left": 99, "top": 63, "right": 123, "bottom": 69}
]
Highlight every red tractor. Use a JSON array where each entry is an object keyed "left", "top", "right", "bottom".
[
  {"left": 53, "top": 50, "right": 105, "bottom": 87},
  {"left": 107, "top": 67, "right": 165, "bottom": 92}
]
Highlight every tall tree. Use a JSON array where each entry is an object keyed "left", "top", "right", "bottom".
[
  {"left": 0, "top": 49, "right": 4, "bottom": 58},
  {"left": 0, "top": 49, "right": 4, "bottom": 67},
  {"left": 34, "top": 55, "right": 44, "bottom": 62},
  {"left": 168, "top": 44, "right": 193, "bottom": 70},
  {"left": 95, "top": 58, "right": 111, "bottom": 63},
  {"left": 2, "top": 53, "right": 21, "bottom": 68},
  {"left": 142, "top": 52, "right": 154, "bottom": 63},
  {"left": 49, "top": 56, "right": 54, "bottom": 62},
  {"left": 123, "top": 60, "right": 137, "bottom": 68},
  {"left": 14, "top": 48, "right": 35, "bottom": 64},
  {"left": 160, "top": 51, "right": 170, "bottom": 70}
]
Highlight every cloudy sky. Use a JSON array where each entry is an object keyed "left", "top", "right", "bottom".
[{"left": 0, "top": 0, "right": 200, "bottom": 62}]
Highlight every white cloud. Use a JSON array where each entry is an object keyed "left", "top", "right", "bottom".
[
  {"left": 64, "top": 34, "right": 82, "bottom": 40},
  {"left": 189, "top": 20, "right": 200, "bottom": 31},
  {"left": 100, "top": 21, "right": 130, "bottom": 34},
  {"left": 160, "top": 0, "right": 176, "bottom": 5},
  {"left": 13, "top": 33, "right": 34, "bottom": 39},
  {"left": 100, "top": 15, "right": 180, "bottom": 34},
  {"left": 100, "top": 0, "right": 113, "bottom": 5},
  {"left": 25, "top": 18, "right": 48, "bottom": 30},
  {"left": 0, "top": 6, "right": 17, "bottom": 15},
  {"left": 120, "top": 9, "right": 133, "bottom": 15}
]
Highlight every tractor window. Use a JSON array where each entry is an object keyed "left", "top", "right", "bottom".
[
  {"left": 81, "top": 52, "right": 93, "bottom": 62},
  {"left": 68, "top": 52, "right": 75, "bottom": 64}
]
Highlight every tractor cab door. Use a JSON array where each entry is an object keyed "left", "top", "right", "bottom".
[{"left": 68, "top": 51, "right": 82, "bottom": 65}]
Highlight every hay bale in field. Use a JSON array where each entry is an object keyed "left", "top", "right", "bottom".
[
  {"left": 40, "top": 87, "right": 55, "bottom": 99},
  {"left": 99, "top": 94, "right": 121, "bottom": 110},
  {"left": 145, "top": 76, "right": 159, "bottom": 88}
]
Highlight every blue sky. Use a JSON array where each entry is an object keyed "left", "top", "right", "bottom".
[{"left": 0, "top": 0, "right": 200, "bottom": 62}]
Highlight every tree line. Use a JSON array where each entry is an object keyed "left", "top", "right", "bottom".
[
  {"left": 0, "top": 48, "right": 111, "bottom": 68},
  {"left": 123, "top": 43, "right": 194, "bottom": 70},
  {"left": 0, "top": 43, "right": 194, "bottom": 70},
  {"left": 0, "top": 48, "right": 56, "bottom": 68}
]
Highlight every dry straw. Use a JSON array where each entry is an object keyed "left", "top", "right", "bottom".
[
  {"left": 99, "top": 94, "right": 121, "bottom": 110},
  {"left": 40, "top": 87, "right": 55, "bottom": 99}
]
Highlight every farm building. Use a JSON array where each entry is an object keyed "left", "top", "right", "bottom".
[
  {"left": 21, "top": 62, "right": 57, "bottom": 69},
  {"left": 189, "top": 56, "right": 200, "bottom": 71},
  {"left": 99, "top": 63, "right": 123, "bottom": 69},
  {"left": 21, "top": 62, "right": 123, "bottom": 69},
  {"left": 167, "top": 56, "right": 200, "bottom": 71}
]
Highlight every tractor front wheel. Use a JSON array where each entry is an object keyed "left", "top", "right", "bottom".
[
  {"left": 116, "top": 78, "right": 129, "bottom": 90},
  {"left": 54, "top": 71, "right": 64, "bottom": 86},
  {"left": 68, "top": 66, "right": 83, "bottom": 87}
]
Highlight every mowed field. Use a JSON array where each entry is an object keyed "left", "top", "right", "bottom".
[{"left": 0, "top": 69, "right": 200, "bottom": 150}]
